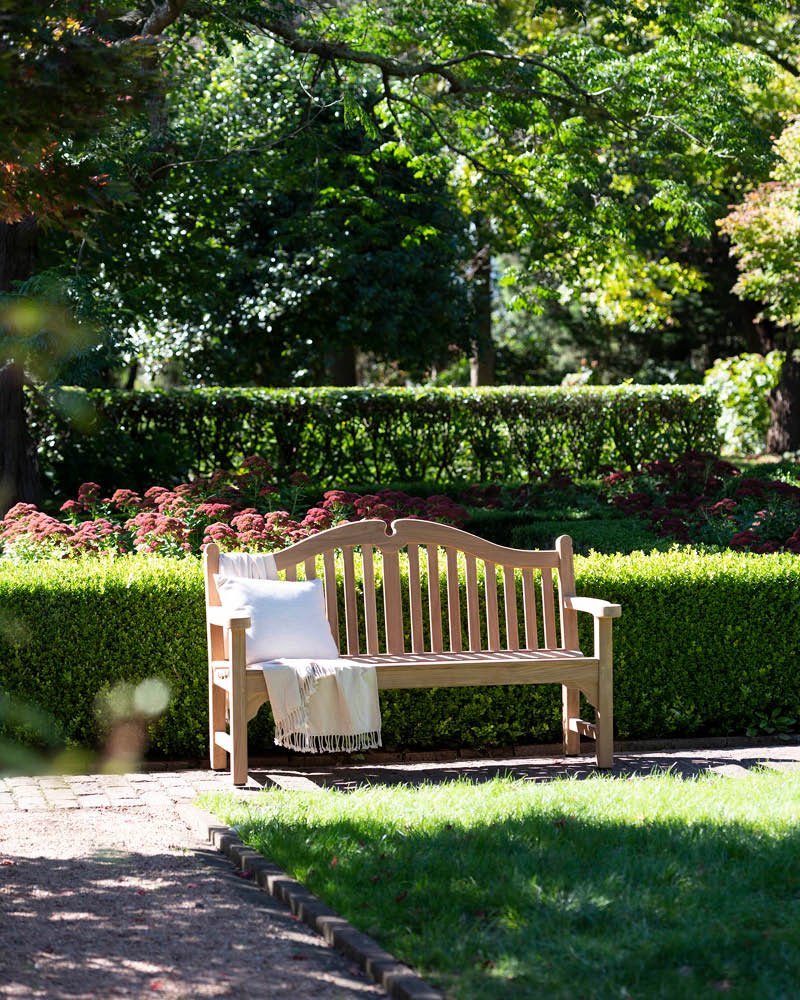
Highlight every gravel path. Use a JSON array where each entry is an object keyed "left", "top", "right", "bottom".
[{"left": 0, "top": 798, "right": 384, "bottom": 999}]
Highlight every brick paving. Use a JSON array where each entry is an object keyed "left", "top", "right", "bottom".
[{"left": 0, "top": 768, "right": 230, "bottom": 812}]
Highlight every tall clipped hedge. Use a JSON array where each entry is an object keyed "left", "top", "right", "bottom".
[
  {"left": 577, "top": 549, "right": 800, "bottom": 740},
  {"left": 28, "top": 385, "right": 720, "bottom": 497},
  {"left": 1, "top": 548, "right": 797, "bottom": 762}
]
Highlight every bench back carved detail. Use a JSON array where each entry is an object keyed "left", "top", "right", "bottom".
[{"left": 206, "top": 518, "right": 580, "bottom": 656}]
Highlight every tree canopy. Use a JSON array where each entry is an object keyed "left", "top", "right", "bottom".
[
  {"left": 0, "top": 0, "right": 791, "bottom": 387},
  {"left": 2, "top": 2, "right": 780, "bottom": 239}
]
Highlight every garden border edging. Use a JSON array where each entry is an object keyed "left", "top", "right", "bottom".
[{"left": 182, "top": 804, "right": 443, "bottom": 1000}]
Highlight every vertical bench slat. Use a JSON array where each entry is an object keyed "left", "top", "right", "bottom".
[
  {"left": 503, "top": 565, "right": 520, "bottom": 651},
  {"left": 556, "top": 535, "right": 580, "bottom": 650},
  {"left": 304, "top": 556, "right": 316, "bottom": 580},
  {"left": 382, "top": 549, "right": 405, "bottom": 654},
  {"left": 541, "top": 568, "right": 557, "bottom": 648},
  {"left": 322, "top": 550, "right": 340, "bottom": 653},
  {"left": 465, "top": 554, "right": 481, "bottom": 651},
  {"left": 522, "top": 568, "right": 538, "bottom": 650},
  {"left": 342, "top": 546, "right": 360, "bottom": 655},
  {"left": 407, "top": 545, "right": 425, "bottom": 653},
  {"left": 484, "top": 561, "right": 501, "bottom": 651},
  {"left": 284, "top": 563, "right": 297, "bottom": 581},
  {"left": 426, "top": 545, "right": 444, "bottom": 653},
  {"left": 445, "top": 547, "right": 462, "bottom": 652},
  {"left": 362, "top": 545, "right": 380, "bottom": 655}
]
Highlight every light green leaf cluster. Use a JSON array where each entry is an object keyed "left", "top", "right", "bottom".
[
  {"left": 704, "top": 351, "right": 785, "bottom": 455},
  {"left": 558, "top": 251, "right": 707, "bottom": 333},
  {"left": 720, "top": 117, "right": 800, "bottom": 331}
]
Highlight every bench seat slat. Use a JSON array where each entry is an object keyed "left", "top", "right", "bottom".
[
  {"left": 217, "top": 652, "right": 600, "bottom": 703},
  {"left": 373, "top": 658, "right": 598, "bottom": 694}
]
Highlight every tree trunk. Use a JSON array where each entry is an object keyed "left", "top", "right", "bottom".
[
  {"left": 0, "top": 216, "right": 37, "bottom": 289},
  {"left": 0, "top": 363, "right": 41, "bottom": 513},
  {"left": 0, "top": 217, "right": 42, "bottom": 514},
  {"left": 469, "top": 244, "right": 495, "bottom": 387},
  {"left": 324, "top": 343, "right": 358, "bottom": 386},
  {"left": 767, "top": 351, "right": 800, "bottom": 455}
]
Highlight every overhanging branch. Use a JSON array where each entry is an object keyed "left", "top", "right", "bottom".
[
  {"left": 142, "top": 0, "right": 190, "bottom": 36},
  {"left": 262, "top": 17, "right": 597, "bottom": 107}
]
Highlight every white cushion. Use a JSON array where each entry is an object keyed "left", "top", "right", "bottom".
[{"left": 214, "top": 575, "right": 338, "bottom": 664}]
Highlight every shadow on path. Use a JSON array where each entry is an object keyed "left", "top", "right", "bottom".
[
  {"left": 0, "top": 810, "right": 383, "bottom": 999},
  {"left": 245, "top": 744, "right": 800, "bottom": 793}
]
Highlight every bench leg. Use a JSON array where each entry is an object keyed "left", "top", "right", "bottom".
[
  {"left": 208, "top": 675, "right": 227, "bottom": 770},
  {"left": 562, "top": 686, "right": 581, "bottom": 755},
  {"left": 229, "top": 629, "right": 249, "bottom": 785},
  {"left": 594, "top": 617, "right": 614, "bottom": 768}
]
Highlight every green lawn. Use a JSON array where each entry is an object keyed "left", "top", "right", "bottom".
[{"left": 202, "top": 769, "right": 800, "bottom": 999}]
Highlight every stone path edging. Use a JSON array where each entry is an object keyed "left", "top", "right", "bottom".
[{"left": 183, "top": 805, "right": 443, "bottom": 1000}]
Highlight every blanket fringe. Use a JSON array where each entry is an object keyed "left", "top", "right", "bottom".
[{"left": 272, "top": 727, "right": 382, "bottom": 754}]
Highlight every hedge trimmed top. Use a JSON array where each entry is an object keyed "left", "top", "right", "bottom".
[{"left": 29, "top": 384, "right": 720, "bottom": 496}]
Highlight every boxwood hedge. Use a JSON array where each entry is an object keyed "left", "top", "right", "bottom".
[
  {"left": 1, "top": 548, "right": 797, "bottom": 763},
  {"left": 28, "top": 384, "right": 720, "bottom": 498}
]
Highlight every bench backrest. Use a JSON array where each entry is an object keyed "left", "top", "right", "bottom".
[{"left": 204, "top": 519, "right": 580, "bottom": 654}]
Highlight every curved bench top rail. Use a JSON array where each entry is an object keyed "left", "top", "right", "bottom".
[
  {"left": 204, "top": 522, "right": 574, "bottom": 656},
  {"left": 271, "top": 518, "right": 562, "bottom": 571}
]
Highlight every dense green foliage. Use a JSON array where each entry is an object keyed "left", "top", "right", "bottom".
[
  {"left": 2, "top": 548, "right": 797, "bottom": 761},
  {"left": 0, "top": 557, "right": 208, "bottom": 759},
  {"left": 509, "top": 518, "right": 672, "bottom": 556},
  {"left": 28, "top": 384, "right": 720, "bottom": 497},
  {"left": 207, "top": 772, "right": 800, "bottom": 999},
  {"left": 59, "top": 37, "right": 473, "bottom": 387},
  {"left": 579, "top": 548, "right": 800, "bottom": 739},
  {"left": 704, "top": 352, "right": 785, "bottom": 455}
]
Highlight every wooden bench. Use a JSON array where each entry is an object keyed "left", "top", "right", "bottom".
[{"left": 203, "top": 519, "right": 621, "bottom": 784}]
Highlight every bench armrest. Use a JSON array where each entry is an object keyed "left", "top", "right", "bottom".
[
  {"left": 206, "top": 605, "right": 251, "bottom": 630},
  {"left": 563, "top": 596, "right": 622, "bottom": 619}
]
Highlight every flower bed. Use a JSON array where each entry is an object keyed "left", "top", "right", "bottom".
[
  {"left": 0, "top": 458, "right": 467, "bottom": 560},
  {"left": 603, "top": 451, "right": 800, "bottom": 554},
  {"left": 3, "top": 451, "right": 798, "bottom": 561}
]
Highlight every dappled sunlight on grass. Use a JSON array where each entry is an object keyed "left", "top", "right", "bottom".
[{"left": 202, "top": 770, "right": 800, "bottom": 999}]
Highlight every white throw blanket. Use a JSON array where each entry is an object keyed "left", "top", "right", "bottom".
[
  {"left": 259, "top": 657, "right": 382, "bottom": 753},
  {"left": 219, "top": 550, "right": 280, "bottom": 581},
  {"left": 218, "top": 549, "right": 381, "bottom": 752}
]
